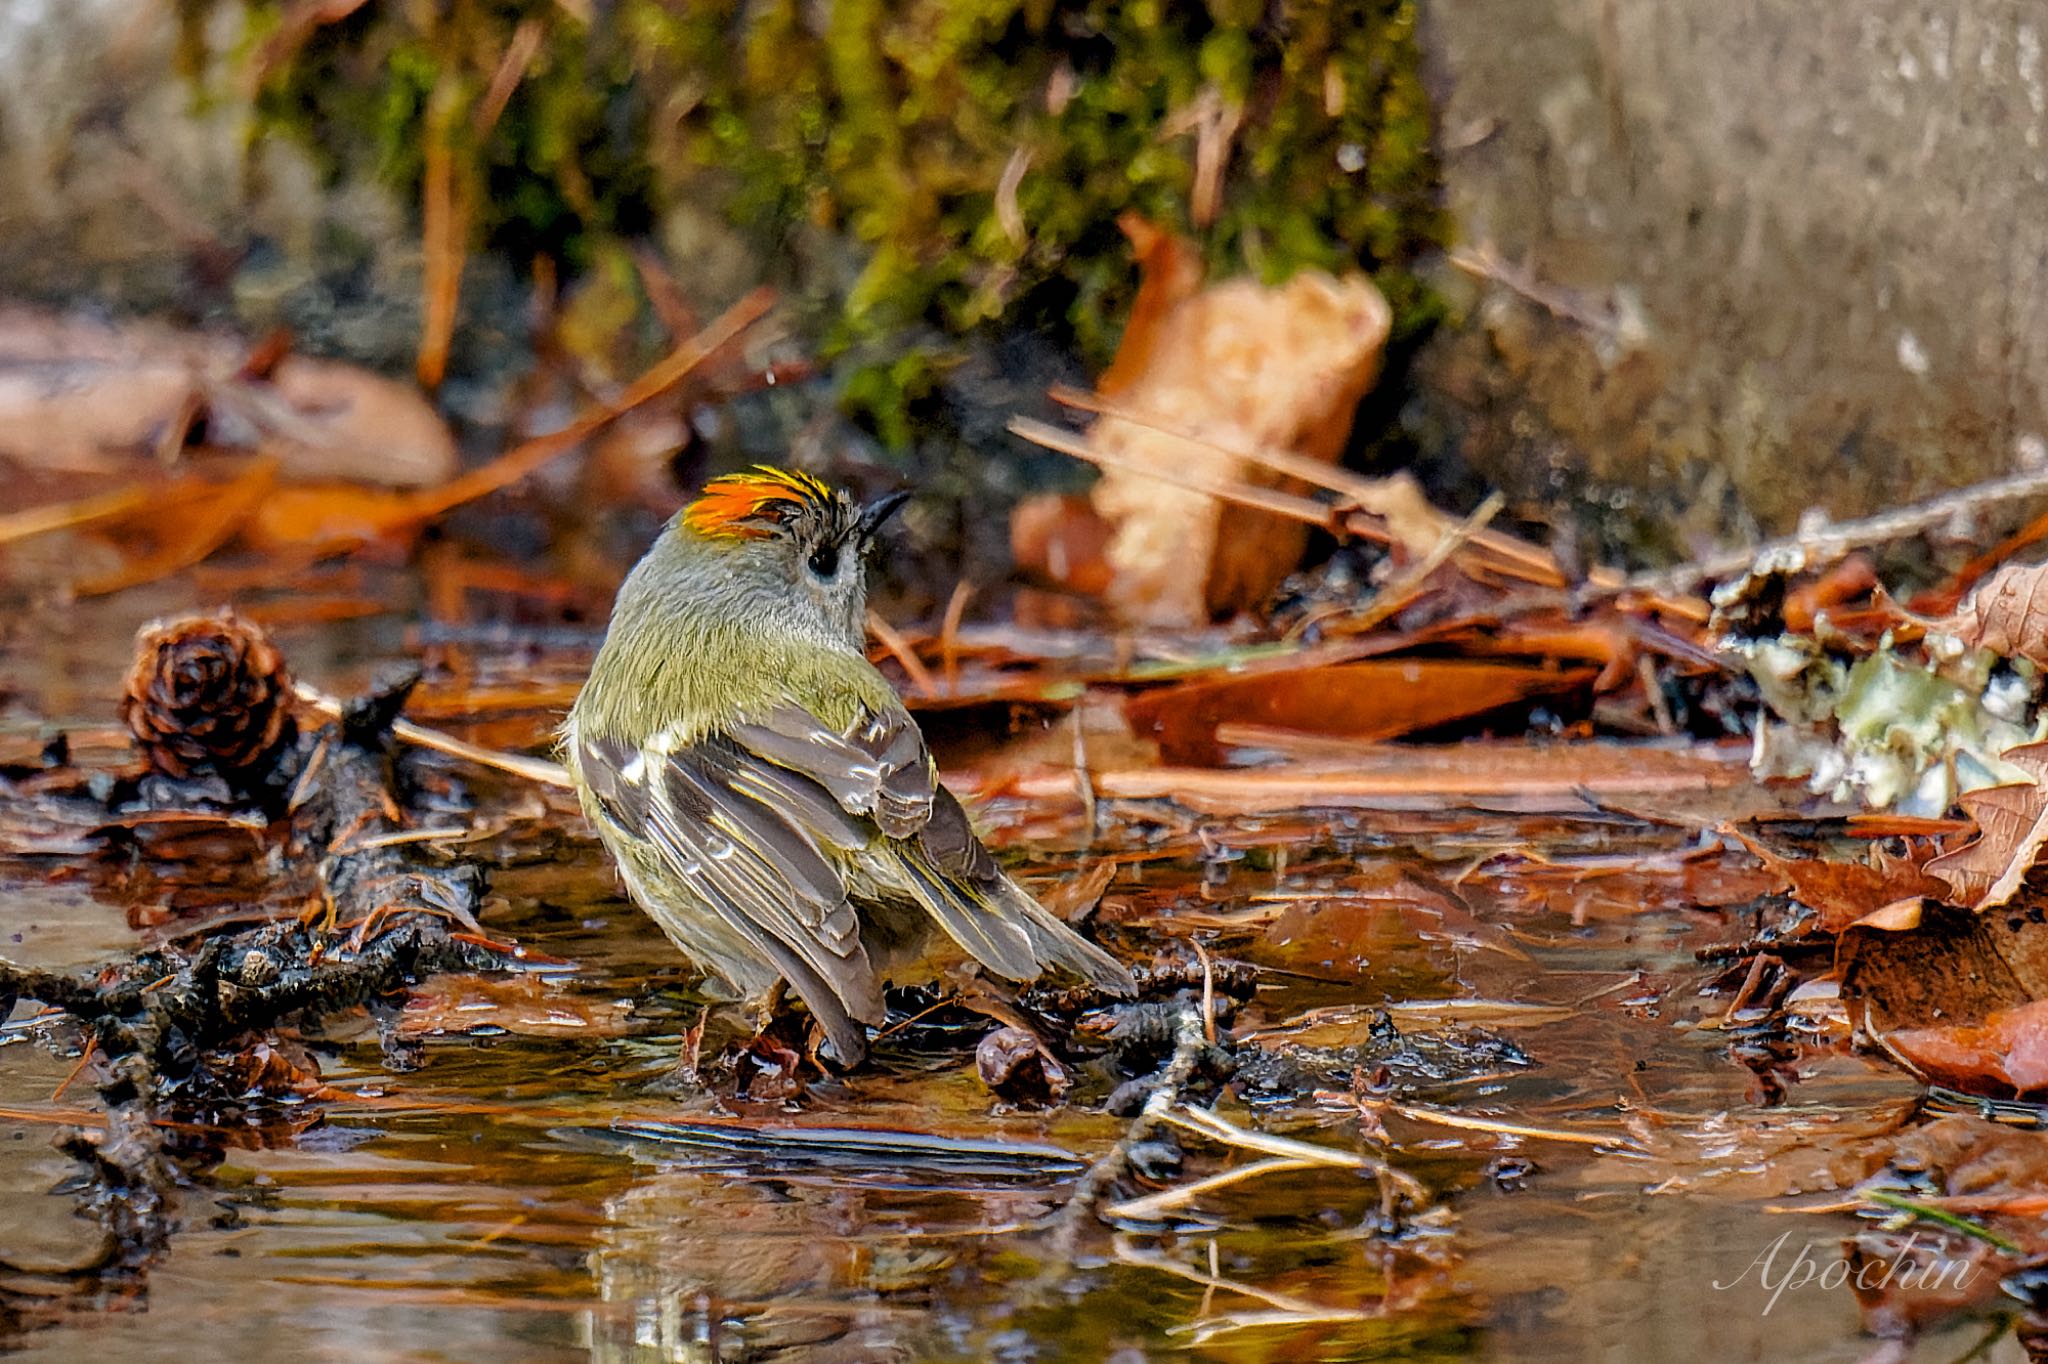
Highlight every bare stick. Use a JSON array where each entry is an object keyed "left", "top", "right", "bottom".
[{"left": 1631, "top": 466, "right": 2048, "bottom": 594}]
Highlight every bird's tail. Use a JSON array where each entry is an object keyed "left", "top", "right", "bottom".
[
  {"left": 991, "top": 877, "right": 1136, "bottom": 997},
  {"left": 899, "top": 860, "right": 1134, "bottom": 996}
]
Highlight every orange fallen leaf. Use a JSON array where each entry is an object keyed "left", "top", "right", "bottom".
[
  {"left": 73, "top": 459, "right": 280, "bottom": 598},
  {"left": 1125, "top": 659, "right": 1595, "bottom": 765},
  {"left": 1729, "top": 829, "right": 1947, "bottom": 932},
  {"left": 1887, "top": 999, "right": 2048, "bottom": 1094}
]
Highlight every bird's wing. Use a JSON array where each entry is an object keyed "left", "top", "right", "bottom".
[
  {"left": 730, "top": 705, "right": 1131, "bottom": 995},
  {"left": 574, "top": 728, "right": 883, "bottom": 1061},
  {"left": 728, "top": 705, "right": 933, "bottom": 837}
]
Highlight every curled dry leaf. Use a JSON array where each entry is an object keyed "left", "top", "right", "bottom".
[
  {"left": 1927, "top": 741, "right": 2048, "bottom": 910},
  {"left": 1083, "top": 217, "right": 1390, "bottom": 626},
  {"left": 1937, "top": 560, "right": 2048, "bottom": 666}
]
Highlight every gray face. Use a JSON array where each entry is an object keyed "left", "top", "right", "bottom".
[{"left": 771, "top": 503, "right": 872, "bottom": 647}]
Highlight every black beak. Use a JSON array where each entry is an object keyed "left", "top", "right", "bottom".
[{"left": 856, "top": 490, "right": 912, "bottom": 544}]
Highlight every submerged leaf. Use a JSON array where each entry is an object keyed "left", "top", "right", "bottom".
[{"left": 1888, "top": 1000, "right": 2048, "bottom": 1094}]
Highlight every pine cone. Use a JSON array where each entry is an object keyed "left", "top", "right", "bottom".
[{"left": 122, "top": 611, "right": 296, "bottom": 782}]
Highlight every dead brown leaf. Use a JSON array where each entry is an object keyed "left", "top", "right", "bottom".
[
  {"left": 1080, "top": 216, "right": 1391, "bottom": 625},
  {"left": 1125, "top": 659, "right": 1595, "bottom": 765},
  {"left": 1936, "top": 559, "right": 2048, "bottom": 666},
  {"left": 0, "top": 307, "right": 456, "bottom": 486},
  {"left": 1731, "top": 829, "right": 1948, "bottom": 932},
  {"left": 1926, "top": 741, "right": 2048, "bottom": 910}
]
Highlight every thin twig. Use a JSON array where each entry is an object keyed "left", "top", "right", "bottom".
[
  {"left": 1630, "top": 466, "right": 2048, "bottom": 595},
  {"left": 291, "top": 681, "right": 573, "bottom": 788},
  {"left": 1189, "top": 938, "right": 1218, "bottom": 1045},
  {"left": 939, "top": 580, "right": 973, "bottom": 696},
  {"left": 866, "top": 611, "right": 939, "bottom": 699},
  {"left": 1105, "top": 1157, "right": 1315, "bottom": 1220},
  {"left": 1376, "top": 1101, "right": 1646, "bottom": 1151},
  {"left": 1071, "top": 704, "right": 1098, "bottom": 840},
  {"left": 1328, "top": 489, "right": 1506, "bottom": 637}
]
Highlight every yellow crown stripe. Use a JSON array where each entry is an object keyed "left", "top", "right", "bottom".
[{"left": 683, "top": 466, "right": 833, "bottom": 539}]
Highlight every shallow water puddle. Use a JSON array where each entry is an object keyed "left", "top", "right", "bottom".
[{"left": 0, "top": 598, "right": 2031, "bottom": 1361}]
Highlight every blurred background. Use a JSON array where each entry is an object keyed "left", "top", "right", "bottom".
[{"left": 7, "top": 0, "right": 2037, "bottom": 614}]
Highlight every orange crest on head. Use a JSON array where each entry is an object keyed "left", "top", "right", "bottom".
[{"left": 682, "top": 466, "right": 834, "bottom": 540}]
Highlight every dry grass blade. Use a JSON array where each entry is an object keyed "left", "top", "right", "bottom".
[
  {"left": 1043, "top": 386, "right": 1570, "bottom": 586},
  {"left": 1007, "top": 416, "right": 1339, "bottom": 530},
  {"left": 1104, "top": 1156, "right": 1318, "bottom": 1219},
  {"left": 1380, "top": 1102, "right": 1647, "bottom": 1150}
]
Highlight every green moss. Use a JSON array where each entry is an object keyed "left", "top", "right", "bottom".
[{"left": 177, "top": 0, "right": 1444, "bottom": 445}]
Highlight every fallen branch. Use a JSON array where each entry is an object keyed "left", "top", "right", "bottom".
[
  {"left": 1050, "top": 1004, "right": 1206, "bottom": 1255},
  {"left": 1630, "top": 466, "right": 2048, "bottom": 596}
]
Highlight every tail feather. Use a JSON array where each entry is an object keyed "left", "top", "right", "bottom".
[
  {"left": 1006, "top": 883, "right": 1135, "bottom": 995},
  {"left": 898, "top": 859, "right": 1042, "bottom": 980},
  {"left": 899, "top": 855, "right": 1133, "bottom": 995}
]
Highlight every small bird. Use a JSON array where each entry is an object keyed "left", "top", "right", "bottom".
[{"left": 566, "top": 467, "right": 1133, "bottom": 1064}]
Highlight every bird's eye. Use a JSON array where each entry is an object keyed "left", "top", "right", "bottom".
[{"left": 806, "top": 543, "right": 840, "bottom": 580}]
